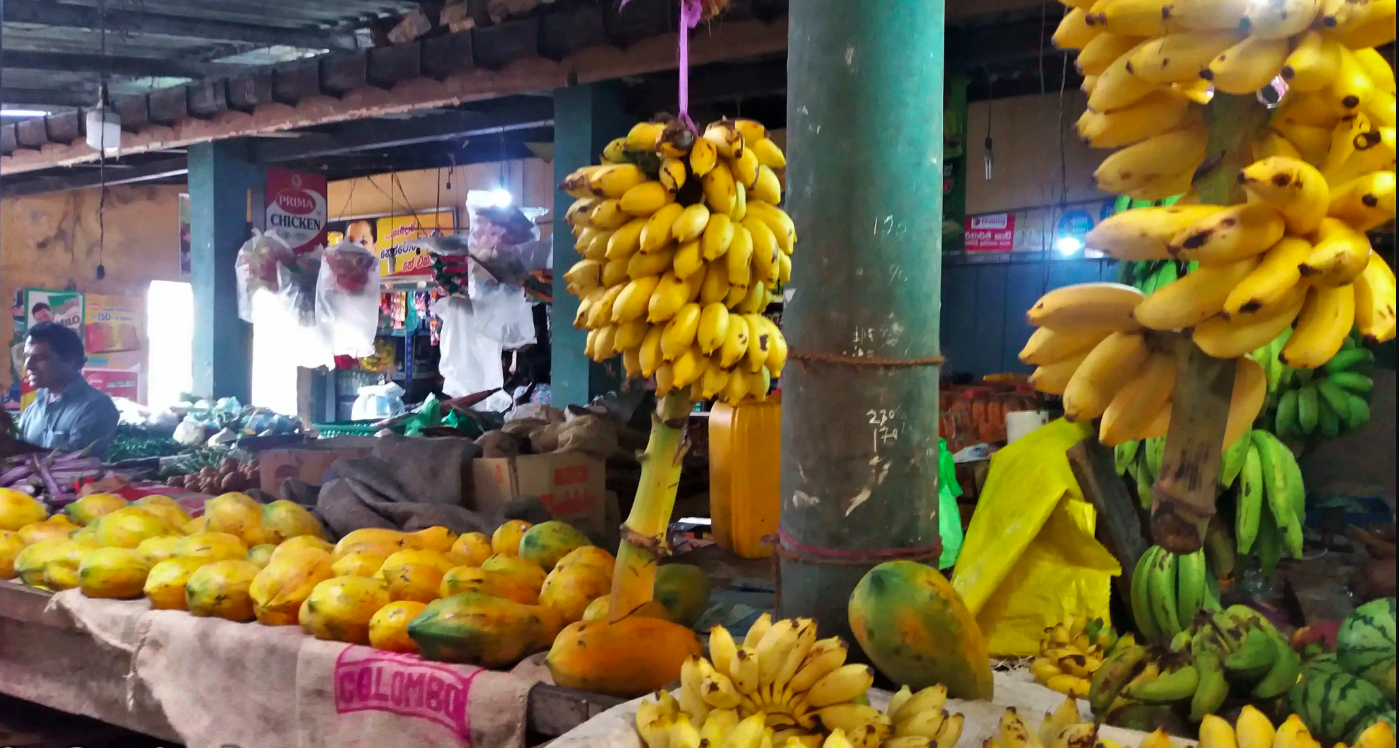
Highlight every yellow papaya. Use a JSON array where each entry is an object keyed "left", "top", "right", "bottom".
[
  {"left": 18, "top": 518, "right": 76, "bottom": 545},
  {"left": 186, "top": 559, "right": 261, "bottom": 621},
  {"left": 271, "top": 535, "right": 334, "bottom": 561},
  {"left": 332, "top": 528, "right": 408, "bottom": 561},
  {"left": 79, "top": 547, "right": 151, "bottom": 598},
  {"left": 62, "top": 493, "right": 123, "bottom": 526},
  {"left": 13, "top": 539, "right": 69, "bottom": 587},
  {"left": 260, "top": 500, "right": 326, "bottom": 544},
  {"left": 408, "top": 592, "right": 563, "bottom": 667},
  {"left": 204, "top": 493, "right": 267, "bottom": 545},
  {"left": 136, "top": 535, "right": 184, "bottom": 565},
  {"left": 132, "top": 495, "right": 191, "bottom": 528},
  {"left": 450, "top": 532, "right": 493, "bottom": 567},
  {"left": 145, "top": 557, "right": 212, "bottom": 610},
  {"left": 440, "top": 566, "right": 540, "bottom": 605},
  {"left": 299, "top": 576, "right": 391, "bottom": 644},
  {"left": 246, "top": 544, "right": 277, "bottom": 568},
  {"left": 491, "top": 520, "right": 532, "bottom": 556},
  {"left": 555, "top": 545, "right": 615, "bottom": 575},
  {"left": 1, "top": 488, "right": 49, "bottom": 530},
  {"left": 404, "top": 526, "right": 458, "bottom": 553},
  {"left": 183, "top": 516, "right": 207, "bottom": 535},
  {"left": 539, "top": 563, "right": 611, "bottom": 624},
  {"left": 382, "top": 563, "right": 445, "bottom": 604},
  {"left": 848, "top": 560, "right": 994, "bottom": 700},
  {"left": 332, "top": 551, "right": 388, "bottom": 578},
  {"left": 369, "top": 600, "right": 427, "bottom": 653},
  {"left": 381, "top": 548, "right": 457, "bottom": 575},
  {"left": 545, "top": 618, "right": 701, "bottom": 697},
  {"left": 582, "top": 596, "right": 669, "bottom": 622},
  {"left": 93, "top": 507, "right": 174, "bottom": 548},
  {"left": 249, "top": 548, "right": 335, "bottom": 625},
  {"left": 480, "top": 554, "right": 548, "bottom": 589},
  {"left": 654, "top": 564, "right": 711, "bottom": 628},
  {"left": 0, "top": 530, "right": 25, "bottom": 580},
  {"left": 518, "top": 521, "right": 592, "bottom": 571},
  {"left": 42, "top": 538, "right": 101, "bottom": 590},
  {"left": 175, "top": 532, "right": 248, "bottom": 561}
]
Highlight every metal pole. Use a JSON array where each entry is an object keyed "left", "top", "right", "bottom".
[{"left": 779, "top": 0, "right": 947, "bottom": 639}]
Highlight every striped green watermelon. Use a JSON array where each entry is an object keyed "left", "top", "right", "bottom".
[
  {"left": 1288, "top": 666, "right": 1392, "bottom": 744},
  {"left": 1337, "top": 598, "right": 1397, "bottom": 702}
]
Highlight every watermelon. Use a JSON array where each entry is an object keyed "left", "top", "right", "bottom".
[
  {"left": 1305, "top": 652, "right": 1349, "bottom": 676},
  {"left": 1289, "top": 667, "right": 1393, "bottom": 745},
  {"left": 1337, "top": 598, "right": 1397, "bottom": 702}
]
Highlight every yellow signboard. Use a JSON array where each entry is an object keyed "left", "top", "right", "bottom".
[{"left": 377, "top": 211, "right": 456, "bottom": 277}]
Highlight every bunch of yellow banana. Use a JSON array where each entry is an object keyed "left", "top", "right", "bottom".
[
  {"left": 983, "top": 702, "right": 1098, "bottom": 748},
  {"left": 635, "top": 614, "right": 964, "bottom": 748},
  {"left": 1021, "top": 282, "right": 1266, "bottom": 446},
  {"left": 1056, "top": 0, "right": 1396, "bottom": 202},
  {"left": 1030, "top": 618, "right": 1117, "bottom": 698},
  {"left": 1092, "top": 709, "right": 1399, "bottom": 748},
  {"left": 561, "top": 116, "right": 794, "bottom": 406}
]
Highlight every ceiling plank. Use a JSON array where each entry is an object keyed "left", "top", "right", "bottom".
[
  {"left": 3, "top": 16, "right": 788, "bottom": 176},
  {"left": 2, "top": 0, "right": 361, "bottom": 51},
  {"left": 0, "top": 87, "right": 94, "bottom": 107},
  {"left": 2, "top": 51, "right": 242, "bottom": 80},
  {"left": 0, "top": 156, "right": 187, "bottom": 199}
]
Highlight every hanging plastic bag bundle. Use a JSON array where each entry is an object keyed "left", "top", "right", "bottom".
[
  {"left": 233, "top": 229, "right": 295, "bottom": 323},
  {"left": 316, "top": 239, "right": 381, "bottom": 358}
]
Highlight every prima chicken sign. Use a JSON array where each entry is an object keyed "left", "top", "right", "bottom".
[{"left": 266, "top": 169, "right": 328, "bottom": 254}]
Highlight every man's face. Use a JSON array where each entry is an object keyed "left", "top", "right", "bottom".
[
  {"left": 23, "top": 340, "right": 74, "bottom": 390},
  {"left": 33, "top": 309, "right": 52, "bottom": 323}
]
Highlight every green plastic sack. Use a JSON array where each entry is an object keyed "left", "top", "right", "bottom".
[
  {"left": 401, "top": 395, "right": 443, "bottom": 437},
  {"left": 938, "top": 438, "right": 963, "bottom": 570},
  {"left": 950, "top": 419, "right": 1121, "bottom": 657}
]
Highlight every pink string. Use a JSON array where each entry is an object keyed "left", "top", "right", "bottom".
[{"left": 618, "top": 0, "right": 702, "bottom": 131}]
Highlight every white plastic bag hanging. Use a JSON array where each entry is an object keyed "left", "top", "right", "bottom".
[
  {"left": 316, "top": 240, "right": 381, "bottom": 358},
  {"left": 432, "top": 296, "right": 504, "bottom": 397},
  {"left": 234, "top": 229, "right": 295, "bottom": 322}
]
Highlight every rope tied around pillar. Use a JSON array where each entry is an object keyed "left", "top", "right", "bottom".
[{"left": 787, "top": 350, "right": 946, "bottom": 369}]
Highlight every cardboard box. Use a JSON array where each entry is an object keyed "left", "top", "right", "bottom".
[
  {"left": 472, "top": 453, "right": 607, "bottom": 537},
  {"left": 259, "top": 437, "right": 380, "bottom": 499}
]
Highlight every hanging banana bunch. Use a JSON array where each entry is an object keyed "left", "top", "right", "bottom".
[{"left": 561, "top": 116, "right": 792, "bottom": 405}]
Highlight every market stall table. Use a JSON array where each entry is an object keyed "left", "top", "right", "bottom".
[{"left": 0, "top": 581, "right": 624, "bottom": 748}]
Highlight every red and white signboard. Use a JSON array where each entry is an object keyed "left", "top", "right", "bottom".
[
  {"left": 965, "top": 212, "right": 1016, "bottom": 252},
  {"left": 266, "top": 169, "right": 329, "bottom": 254}
]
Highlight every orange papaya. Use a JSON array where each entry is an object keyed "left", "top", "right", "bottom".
[
  {"left": 408, "top": 592, "right": 562, "bottom": 668},
  {"left": 545, "top": 618, "right": 701, "bottom": 697},
  {"left": 848, "top": 560, "right": 993, "bottom": 700},
  {"left": 518, "top": 521, "right": 592, "bottom": 571}
]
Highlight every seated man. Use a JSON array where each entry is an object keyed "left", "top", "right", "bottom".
[{"left": 14, "top": 322, "right": 120, "bottom": 457}]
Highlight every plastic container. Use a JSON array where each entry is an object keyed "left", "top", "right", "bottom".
[{"left": 708, "top": 393, "right": 782, "bottom": 559}]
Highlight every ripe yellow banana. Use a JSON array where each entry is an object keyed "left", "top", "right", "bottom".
[
  {"left": 1325, "top": 1, "right": 1397, "bottom": 48},
  {"left": 1078, "top": 91, "right": 1193, "bottom": 149},
  {"left": 696, "top": 303, "right": 731, "bottom": 355},
  {"left": 726, "top": 225, "right": 755, "bottom": 287},
  {"left": 640, "top": 203, "right": 685, "bottom": 253},
  {"left": 758, "top": 318, "right": 788, "bottom": 376},
  {"left": 1171, "top": 0, "right": 1251, "bottom": 30},
  {"left": 894, "top": 708, "right": 949, "bottom": 740},
  {"left": 602, "top": 257, "right": 630, "bottom": 287},
  {"left": 700, "top": 260, "right": 732, "bottom": 304},
  {"left": 620, "top": 181, "right": 674, "bottom": 216},
  {"left": 1142, "top": 400, "right": 1172, "bottom": 438},
  {"left": 1087, "top": 205, "right": 1224, "bottom": 259},
  {"left": 1089, "top": 41, "right": 1158, "bottom": 113},
  {"left": 1239, "top": 156, "right": 1330, "bottom": 234},
  {"left": 747, "top": 224, "right": 781, "bottom": 287},
  {"left": 1194, "top": 283, "right": 1308, "bottom": 357},
  {"left": 1301, "top": 217, "right": 1372, "bottom": 287},
  {"left": 1134, "top": 256, "right": 1261, "bottom": 330},
  {"left": 587, "top": 284, "right": 627, "bottom": 329},
  {"left": 577, "top": 229, "right": 609, "bottom": 260},
  {"left": 1170, "top": 204, "right": 1286, "bottom": 263},
  {"left": 1366, "top": 90, "right": 1396, "bottom": 127},
  {"left": 1282, "top": 31, "right": 1342, "bottom": 92},
  {"left": 719, "top": 316, "right": 750, "bottom": 369},
  {"left": 1328, "top": 170, "right": 1398, "bottom": 231},
  {"left": 1129, "top": 32, "right": 1240, "bottom": 83},
  {"left": 615, "top": 319, "right": 651, "bottom": 352},
  {"left": 1031, "top": 350, "right": 1092, "bottom": 395},
  {"left": 637, "top": 325, "right": 664, "bottom": 377},
  {"left": 625, "top": 121, "right": 666, "bottom": 152},
  {"left": 703, "top": 120, "right": 744, "bottom": 158},
  {"left": 566, "top": 197, "right": 603, "bottom": 227},
  {"left": 612, "top": 276, "right": 662, "bottom": 324},
  {"left": 668, "top": 240, "right": 703, "bottom": 281},
  {"left": 703, "top": 162, "right": 739, "bottom": 215},
  {"left": 1327, "top": 123, "right": 1396, "bottom": 190},
  {"left": 1053, "top": 7, "right": 1100, "bottom": 49},
  {"left": 1224, "top": 236, "right": 1313, "bottom": 315},
  {"left": 732, "top": 181, "right": 748, "bottom": 222},
  {"left": 750, "top": 137, "right": 787, "bottom": 170},
  {"left": 672, "top": 204, "right": 711, "bottom": 244},
  {"left": 1078, "top": 32, "right": 1141, "bottom": 77},
  {"left": 751, "top": 166, "right": 783, "bottom": 205},
  {"left": 1240, "top": 0, "right": 1321, "bottom": 38},
  {"left": 672, "top": 345, "right": 710, "bottom": 388},
  {"left": 1273, "top": 715, "right": 1310, "bottom": 748},
  {"left": 719, "top": 365, "right": 751, "bottom": 405},
  {"left": 1082, "top": 74, "right": 1100, "bottom": 96},
  {"left": 743, "top": 314, "right": 773, "bottom": 373},
  {"left": 662, "top": 303, "right": 703, "bottom": 361},
  {"left": 648, "top": 272, "right": 692, "bottom": 323},
  {"left": 788, "top": 637, "right": 847, "bottom": 694},
  {"left": 1271, "top": 121, "right": 1333, "bottom": 166},
  {"left": 731, "top": 148, "right": 761, "bottom": 190},
  {"left": 606, "top": 218, "right": 647, "bottom": 260},
  {"left": 804, "top": 664, "right": 875, "bottom": 709},
  {"left": 1327, "top": 47, "right": 1376, "bottom": 113},
  {"left": 891, "top": 685, "right": 948, "bottom": 726},
  {"left": 1100, "top": 351, "right": 1177, "bottom": 446},
  {"left": 561, "top": 168, "right": 604, "bottom": 199},
  {"left": 628, "top": 245, "right": 676, "bottom": 279},
  {"left": 701, "top": 213, "right": 735, "bottom": 261},
  {"left": 1281, "top": 283, "right": 1357, "bottom": 368},
  {"left": 590, "top": 325, "right": 617, "bottom": 362},
  {"left": 1063, "top": 332, "right": 1151, "bottom": 420},
  {"left": 1095, "top": 125, "right": 1209, "bottom": 195},
  {"left": 564, "top": 259, "right": 603, "bottom": 294},
  {"left": 1236, "top": 705, "right": 1276, "bottom": 748},
  {"left": 1203, "top": 36, "right": 1290, "bottom": 95},
  {"left": 1353, "top": 252, "right": 1398, "bottom": 341},
  {"left": 1020, "top": 327, "right": 1114, "bottom": 365},
  {"left": 1274, "top": 90, "right": 1348, "bottom": 129},
  {"left": 1354, "top": 47, "right": 1397, "bottom": 95},
  {"left": 1027, "top": 282, "right": 1145, "bottom": 331},
  {"left": 591, "top": 163, "right": 649, "bottom": 198},
  {"left": 1096, "top": 0, "right": 1176, "bottom": 36},
  {"left": 1252, "top": 130, "right": 1304, "bottom": 161},
  {"left": 746, "top": 202, "right": 797, "bottom": 255},
  {"left": 1223, "top": 357, "right": 1267, "bottom": 448}
]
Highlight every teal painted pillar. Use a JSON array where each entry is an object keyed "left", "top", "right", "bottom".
[
  {"left": 779, "top": 0, "right": 947, "bottom": 639},
  {"left": 188, "top": 140, "right": 262, "bottom": 403},
  {"left": 551, "top": 83, "right": 629, "bottom": 407}
]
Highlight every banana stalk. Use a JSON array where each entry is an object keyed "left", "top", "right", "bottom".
[{"left": 608, "top": 391, "right": 694, "bottom": 622}]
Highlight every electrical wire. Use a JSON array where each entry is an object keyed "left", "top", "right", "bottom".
[{"left": 96, "top": 0, "right": 108, "bottom": 280}]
